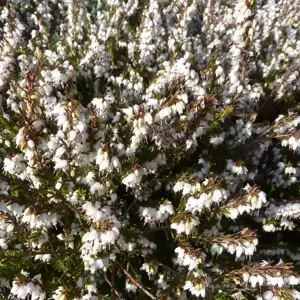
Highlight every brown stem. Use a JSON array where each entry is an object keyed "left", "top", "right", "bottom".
[
  {"left": 115, "top": 261, "right": 157, "bottom": 300},
  {"left": 104, "top": 274, "right": 125, "bottom": 300},
  {"left": 154, "top": 260, "right": 177, "bottom": 274},
  {"left": 111, "top": 265, "right": 115, "bottom": 300}
]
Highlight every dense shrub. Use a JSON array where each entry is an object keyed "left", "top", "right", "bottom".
[{"left": 0, "top": 0, "right": 300, "bottom": 299}]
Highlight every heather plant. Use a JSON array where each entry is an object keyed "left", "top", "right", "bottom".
[{"left": 0, "top": 0, "right": 300, "bottom": 299}]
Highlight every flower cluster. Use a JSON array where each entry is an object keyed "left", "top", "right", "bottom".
[
  {"left": 10, "top": 272, "right": 45, "bottom": 300},
  {"left": 223, "top": 184, "right": 267, "bottom": 220},
  {"left": 210, "top": 229, "right": 258, "bottom": 259},
  {"left": 241, "top": 261, "right": 300, "bottom": 288},
  {"left": 174, "top": 246, "right": 206, "bottom": 271}
]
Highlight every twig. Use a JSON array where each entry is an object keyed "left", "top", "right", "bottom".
[
  {"left": 104, "top": 274, "right": 125, "bottom": 300},
  {"left": 112, "top": 265, "right": 115, "bottom": 300},
  {"left": 115, "top": 261, "right": 157, "bottom": 300},
  {"left": 143, "top": 226, "right": 172, "bottom": 234},
  {"left": 154, "top": 260, "right": 177, "bottom": 274},
  {"left": 125, "top": 198, "right": 137, "bottom": 214}
]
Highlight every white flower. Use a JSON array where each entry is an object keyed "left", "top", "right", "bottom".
[
  {"left": 210, "top": 133, "right": 225, "bottom": 146},
  {"left": 236, "top": 245, "right": 244, "bottom": 258},
  {"left": 263, "top": 223, "right": 276, "bottom": 232},
  {"left": 125, "top": 280, "right": 137, "bottom": 293},
  {"left": 171, "top": 216, "right": 199, "bottom": 235},
  {"left": 232, "top": 165, "right": 248, "bottom": 175},
  {"left": 262, "top": 291, "right": 273, "bottom": 300},
  {"left": 242, "top": 272, "right": 250, "bottom": 282},
  {"left": 53, "top": 158, "right": 68, "bottom": 171},
  {"left": 285, "top": 166, "right": 297, "bottom": 175},
  {"left": 35, "top": 254, "right": 51, "bottom": 262},
  {"left": 111, "top": 156, "right": 121, "bottom": 169},
  {"left": 56, "top": 147, "right": 66, "bottom": 157},
  {"left": 155, "top": 107, "right": 172, "bottom": 122},
  {"left": 211, "top": 244, "right": 223, "bottom": 256},
  {"left": 212, "top": 189, "right": 227, "bottom": 203},
  {"left": 228, "top": 207, "right": 239, "bottom": 219},
  {"left": 68, "top": 130, "right": 77, "bottom": 141},
  {"left": 90, "top": 182, "right": 107, "bottom": 196},
  {"left": 256, "top": 274, "right": 265, "bottom": 286},
  {"left": 288, "top": 275, "right": 299, "bottom": 285},
  {"left": 101, "top": 227, "right": 120, "bottom": 244},
  {"left": 249, "top": 275, "right": 258, "bottom": 287},
  {"left": 121, "top": 107, "right": 134, "bottom": 117},
  {"left": 183, "top": 280, "right": 206, "bottom": 297},
  {"left": 289, "top": 136, "right": 299, "bottom": 150},
  {"left": 122, "top": 169, "right": 145, "bottom": 188}
]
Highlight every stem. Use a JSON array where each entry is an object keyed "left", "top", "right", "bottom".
[
  {"left": 154, "top": 260, "right": 177, "bottom": 274},
  {"left": 104, "top": 273, "right": 124, "bottom": 300},
  {"left": 112, "top": 266, "right": 115, "bottom": 300},
  {"left": 143, "top": 226, "right": 172, "bottom": 234},
  {"left": 115, "top": 261, "right": 157, "bottom": 300},
  {"left": 125, "top": 198, "right": 136, "bottom": 214}
]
